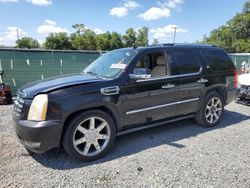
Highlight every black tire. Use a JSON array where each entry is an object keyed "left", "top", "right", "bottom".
[
  {"left": 24, "top": 147, "right": 35, "bottom": 156},
  {"left": 62, "top": 110, "right": 116, "bottom": 161},
  {"left": 195, "top": 92, "right": 224, "bottom": 127},
  {"left": 7, "top": 93, "right": 12, "bottom": 104}
]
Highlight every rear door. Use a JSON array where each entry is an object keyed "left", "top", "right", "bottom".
[{"left": 169, "top": 49, "right": 205, "bottom": 116}]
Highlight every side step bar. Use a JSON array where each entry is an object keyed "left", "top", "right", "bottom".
[{"left": 117, "top": 114, "right": 195, "bottom": 136}]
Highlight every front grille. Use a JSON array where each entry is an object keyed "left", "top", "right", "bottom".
[{"left": 13, "top": 95, "right": 25, "bottom": 117}]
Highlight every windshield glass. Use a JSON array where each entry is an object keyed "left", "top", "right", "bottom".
[{"left": 83, "top": 49, "right": 136, "bottom": 78}]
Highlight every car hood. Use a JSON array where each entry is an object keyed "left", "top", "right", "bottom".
[
  {"left": 239, "top": 73, "right": 250, "bottom": 86},
  {"left": 18, "top": 73, "right": 103, "bottom": 99}
]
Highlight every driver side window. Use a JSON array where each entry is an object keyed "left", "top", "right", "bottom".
[{"left": 133, "top": 52, "right": 168, "bottom": 79}]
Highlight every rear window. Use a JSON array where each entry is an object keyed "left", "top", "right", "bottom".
[
  {"left": 202, "top": 49, "right": 234, "bottom": 71},
  {"left": 171, "top": 50, "right": 201, "bottom": 75}
]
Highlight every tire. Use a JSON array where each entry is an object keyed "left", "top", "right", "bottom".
[
  {"left": 7, "top": 93, "right": 12, "bottom": 104},
  {"left": 62, "top": 110, "right": 116, "bottom": 161},
  {"left": 195, "top": 92, "right": 224, "bottom": 127}
]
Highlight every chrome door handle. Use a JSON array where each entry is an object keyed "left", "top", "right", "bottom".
[
  {"left": 162, "top": 84, "right": 175, "bottom": 89},
  {"left": 197, "top": 78, "right": 208, "bottom": 83}
]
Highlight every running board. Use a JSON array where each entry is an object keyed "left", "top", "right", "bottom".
[{"left": 117, "top": 114, "right": 195, "bottom": 136}]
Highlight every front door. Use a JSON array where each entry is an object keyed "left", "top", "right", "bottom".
[{"left": 121, "top": 50, "right": 178, "bottom": 128}]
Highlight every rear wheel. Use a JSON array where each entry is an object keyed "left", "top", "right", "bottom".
[
  {"left": 63, "top": 110, "right": 116, "bottom": 161},
  {"left": 195, "top": 92, "right": 224, "bottom": 127}
]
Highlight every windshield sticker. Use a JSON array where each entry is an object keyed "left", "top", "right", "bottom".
[{"left": 110, "top": 63, "right": 126, "bottom": 69}]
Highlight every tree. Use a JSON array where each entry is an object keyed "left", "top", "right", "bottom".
[
  {"left": 152, "top": 38, "right": 159, "bottom": 45},
  {"left": 135, "top": 27, "right": 149, "bottom": 46},
  {"left": 110, "top": 32, "right": 124, "bottom": 49},
  {"left": 72, "top": 23, "right": 86, "bottom": 35},
  {"left": 96, "top": 32, "right": 111, "bottom": 50},
  {"left": 123, "top": 28, "right": 137, "bottom": 47},
  {"left": 71, "top": 29, "right": 97, "bottom": 50},
  {"left": 243, "top": 0, "right": 250, "bottom": 13},
  {"left": 16, "top": 37, "right": 40, "bottom": 49},
  {"left": 200, "top": 1, "right": 250, "bottom": 53},
  {"left": 43, "top": 32, "right": 72, "bottom": 50}
]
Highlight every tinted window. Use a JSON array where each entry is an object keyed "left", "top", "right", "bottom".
[
  {"left": 171, "top": 50, "right": 201, "bottom": 75},
  {"left": 202, "top": 49, "right": 234, "bottom": 71}
]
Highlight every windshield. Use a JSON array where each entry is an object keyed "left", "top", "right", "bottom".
[{"left": 83, "top": 49, "right": 136, "bottom": 78}]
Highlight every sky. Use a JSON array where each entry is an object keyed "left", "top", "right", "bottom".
[{"left": 0, "top": 0, "right": 247, "bottom": 46}]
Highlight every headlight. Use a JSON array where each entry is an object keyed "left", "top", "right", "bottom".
[{"left": 28, "top": 94, "right": 48, "bottom": 121}]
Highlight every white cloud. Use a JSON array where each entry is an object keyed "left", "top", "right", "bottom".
[
  {"left": 110, "top": 0, "right": 141, "bottom": 17},
  {"left": 158, "top": 0, "right": 184, "bottom": 9},
  {"left": 138, "top": 7, "right": 170, "bottom": 21},
  {"left": 0, "top": 0, "right": 18, "bottom": 2},
  {"left": 139, "top": 0, "right": 184, "bottom": 21},
  {"left": 37, "top": 20, "right": 69, "bottom": 35},
  {"left": 124, "top": 0, "right": 141, "bottom": 9},
  {"left": 44, "top": 19, "right": 56, "bottom": 25},
  {"left": 150, "top": 24, "right": 188, "bottom": 39},
  {"left": 110, "top": 7, "right": 128, "bottom": 17},
  {"left": 0, "top": 26, "right": 27, "bottom": 46},
  {"left": 94, "top": 28, "right": 105, "bottom": 34},
  {"left": 26, "top": 0, "right": 52, "bottom": 6}
]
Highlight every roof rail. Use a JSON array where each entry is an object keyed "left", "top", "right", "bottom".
[
  {"left": 148, "top": 43, "right": 174, "bottom": 47},
  {"left": 148, "top": 43, "right": 218, "bottom": 48}
]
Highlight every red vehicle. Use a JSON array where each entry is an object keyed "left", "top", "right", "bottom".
[{"left": 0, "top": 71, "right": 12, "bottom": 105}]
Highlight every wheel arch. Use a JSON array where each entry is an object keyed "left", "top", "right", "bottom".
[
  {"left": 61, "top": 104, "right": 121, "bottom": 144},
  {"left": 205, "top": 85, "right": 227, "bottom": 104}
]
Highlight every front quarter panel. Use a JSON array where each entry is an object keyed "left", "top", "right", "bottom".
[{"left": 46, "top": 80, "right": 124, "bottom": 130}]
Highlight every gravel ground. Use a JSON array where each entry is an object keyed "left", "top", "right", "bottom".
[{"left": 0, "top": 102, "right": 250, "bottom": 187}]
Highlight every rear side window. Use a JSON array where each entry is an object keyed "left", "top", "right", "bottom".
[
  {"left": 171, "top": 50, "right": 201, "bottom": 75},
  {"left": 202, "top": 49, "right": 234, "bottom": 71}
]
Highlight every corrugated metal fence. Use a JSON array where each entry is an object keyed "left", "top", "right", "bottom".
[{"left": 0, "top": 48, "right": 249, "bottom": 95}]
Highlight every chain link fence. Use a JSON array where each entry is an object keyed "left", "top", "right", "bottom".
[{"left": 0, "top": 48, "right": 249, "bottom": 95}]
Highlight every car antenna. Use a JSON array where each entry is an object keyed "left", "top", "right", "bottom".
[{"left": 132, "top": 44, "right": 137, "bottom": 49}]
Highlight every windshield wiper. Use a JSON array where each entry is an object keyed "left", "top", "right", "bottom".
[{"left": 84, "top": 71, "right": 102, "bottom": 78}]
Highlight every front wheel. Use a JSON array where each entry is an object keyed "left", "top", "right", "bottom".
[
  {"left": 63, "top": 110, "right": 116, "bottom": 161},
  {"left": 195, "top": 92, "right": 224, "bottom": 127}
]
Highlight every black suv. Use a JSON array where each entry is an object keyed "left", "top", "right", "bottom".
[{"left": 13, "top": 44, "right": 237, "bottom": 161}]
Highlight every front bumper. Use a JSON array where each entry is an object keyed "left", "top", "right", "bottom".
[
  {"left": 235, "top": 86, "right": 250, "bottom": 105},
  {"left": 13, "top": 119, "right": 63, "bottom": 153}
]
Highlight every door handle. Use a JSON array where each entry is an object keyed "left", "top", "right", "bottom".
[
  {"left": 197, "top": 78, "right": 208, "bottom": 83},
  {"left": 162, "top": 84, "right": 175, "bottom": 89}
]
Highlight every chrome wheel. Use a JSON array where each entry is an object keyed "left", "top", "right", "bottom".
[
  {"left": 205, "top": 97, "right": 222, "bottom": 124},
  {"left": 73, "top": 117, "right": 111, "bottom": 157}
]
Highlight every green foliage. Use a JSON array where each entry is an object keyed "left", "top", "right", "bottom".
[
  {"left": 110, "top": 32, "right": 124, "bottom": 49},
  {"left": 96, "top": 32, "right": 112, "bottom": 50},
  {"left": 43, "top": 32, "right": 72, "bottom": 50},
  {"left": 13, "top": 25, "right": 149, "bottom": 51},
  {"left": 201, "top": 1, "right": 250, "bottom": 53},
  {"left": 123, "top": 28, "right": 137, "bottom": 47},
  {"left": 72, "top": 23, "right": 86, "bottom": 35},
  {"left": 72, "top": 29, "right": 97, "bottom": 50},
  {"left": 16, "top": 37, "right": 40, "bottom": 49},
  {"left": 135, "top": 27, "right": 149, "bottom": 47}
]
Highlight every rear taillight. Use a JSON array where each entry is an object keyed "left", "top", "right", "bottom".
[{"left": 234, "top": 69, "right": 238, "bottom": 88}]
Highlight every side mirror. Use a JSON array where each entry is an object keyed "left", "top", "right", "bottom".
[{"left": 129, "top": 68, "right": 151, "bottom": 80}]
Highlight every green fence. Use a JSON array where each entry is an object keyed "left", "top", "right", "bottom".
[
  {"left": 0, "top": 48, "right": 249, "bottom": 95},
  {"left": 0, "top": 48, "right": 102, "bottom": 94},
  {"left": 229, "top": 53, "right": 250, "bottom": 72}
]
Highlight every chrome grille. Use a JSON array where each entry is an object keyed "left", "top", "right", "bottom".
[{"left": 13, "top": 95, "right": 24, "bottom": 117}]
